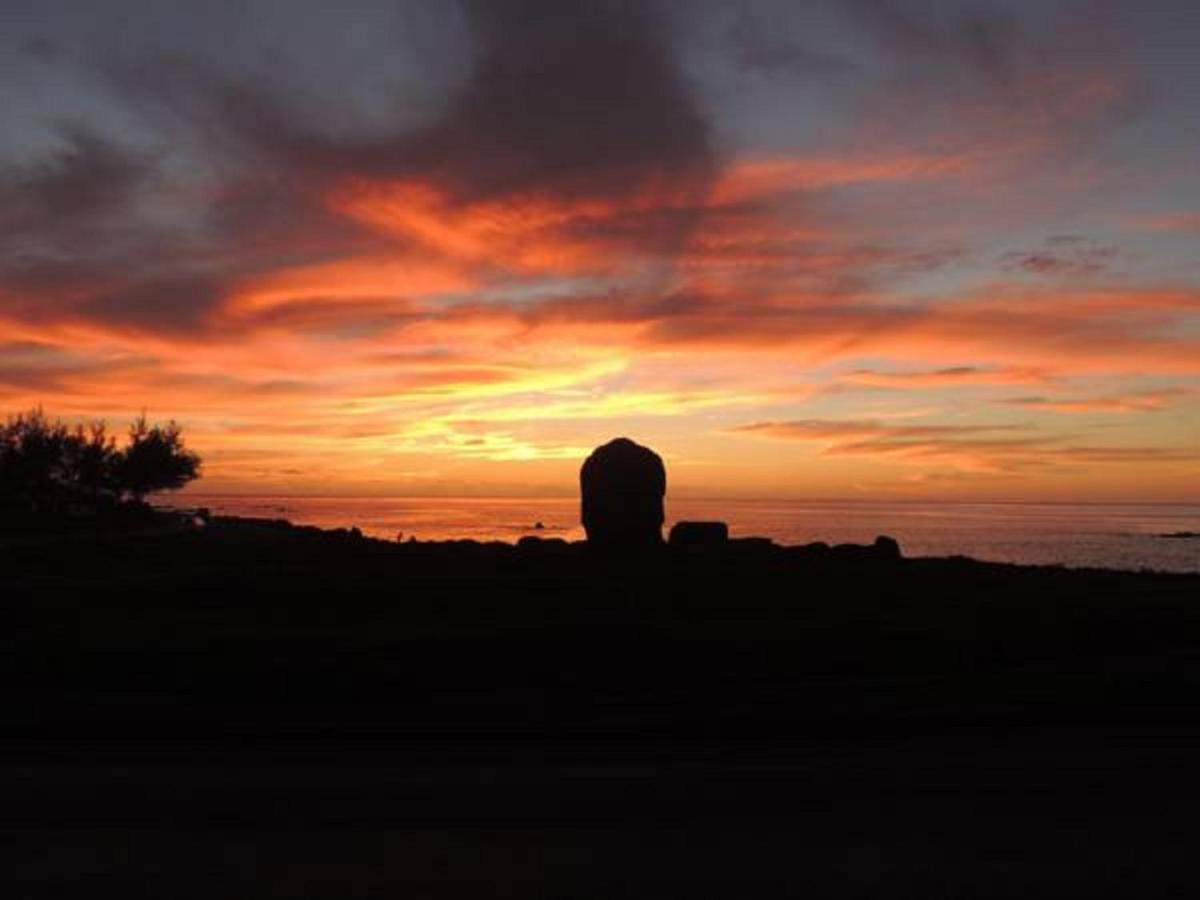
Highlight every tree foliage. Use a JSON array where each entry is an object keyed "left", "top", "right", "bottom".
[
  {"left": 0, "top": 409, "right": 71, "bottom": 512},
  {"left": 0, "top": 409, "right": 200, "bottom": 514},
  {"left": 118, "top": 415, "right": 201, "bottom": 502}
]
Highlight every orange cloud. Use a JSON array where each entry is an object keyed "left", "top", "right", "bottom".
[
  {"left": 226, "top": 255, "right": 474, "bottom": 319},
  {"left": 729, "top": 418, "right": 1200, "bottom": 476},
  {"left": 605, "top": 286, "right": 1200, "bottom": 376},
  {"left": 710, "top": 154, "right": 973, "bottom": 206},
  {"left": 842, "top": 366, "right": 1054, "bottom": 388},
  {"left": 328, "top": 175, "right": 701, "bottom": 277},
  {"left": 1002, "top": 389, "right": 1190, "bottom": 414}
]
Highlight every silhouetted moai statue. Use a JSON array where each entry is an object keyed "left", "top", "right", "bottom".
[{"left": 580, "top": 437, "right": 666, "bottom": 550}]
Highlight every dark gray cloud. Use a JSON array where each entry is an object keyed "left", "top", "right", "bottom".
[
  {"left": 724, "top": 7, "right": 856, "bottom": 76},
  {"left": 847, "top": 0, "right": 1144, "bottom": 158},
  {"left": 77, "top": 275, "right": 227, "bottom": 333},
  {"left": 852, "top": 0, "right": 1025, "bottom": 83},
  {"left": 0, "top": 128, "right": 148, "bottom": 242},
  {"left": 407, "top": 0, "right": 713, "bottom": 202},
  {"left": 999, "top": 236, "right": 1117, "bottom": 276},
  {"left": 106, "top": 0, "right": 712, "bottom": 201},
  {"left": 0, "top": 120, "right": 376, "bottom": 332},
  {"left": 0, "top": 0, "right": 716, "bottom": 335}
]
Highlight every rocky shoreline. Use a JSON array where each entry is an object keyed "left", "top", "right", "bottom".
[{"left": 7, "top": 510, "right": 1200, "bottom": 897}]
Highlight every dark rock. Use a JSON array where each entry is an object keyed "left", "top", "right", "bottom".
[
  {"left": 830, "top": 535, "right": 903, "bottom": 563},
  {"left": 873, "top": 535, "right": 902, "bottom": 559},
  {"left": 669, "top": 520, "right": 729, "bottom": 546},
  {"left": 729, "top": 537, "right": 777, "bottom": 554},
  {"left": 579, "top": 437, "right": 666, "bottom": 549},
  {"left": 517, "top": 535, "right": 568, "bottom": 550}
]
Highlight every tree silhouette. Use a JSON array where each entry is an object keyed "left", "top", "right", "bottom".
[
  {"left": 1, "top": 410, "right": 201, "bottom": 515},
  {"left": 66, "top": 421, "right": 120, "bottom": 507},
  {"left": 116, "top": 415, "right": 201, "bottom": 504},
  {"left": 0, "top": 409, "right": 71, "bottom": 513}
]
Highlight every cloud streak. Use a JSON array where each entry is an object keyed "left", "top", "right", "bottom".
[{"left": 729, "top": 417, "right": 1200, "bottom": 476}]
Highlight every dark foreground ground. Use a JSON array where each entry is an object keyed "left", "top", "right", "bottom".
[{"left": 4, "top": 518, "right": 1200, "bottom": 897}]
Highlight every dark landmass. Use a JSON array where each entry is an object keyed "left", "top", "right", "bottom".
[
  {"left": 6, "top": 514, "right": 1200, "bottom": 897},
  {"left": 1160, "top": 530, "right": 1200, "bottom": 539}
]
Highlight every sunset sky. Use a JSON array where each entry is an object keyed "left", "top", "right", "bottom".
[{"left": 2, "top": 0, "right": 1198, "bottom": 500}]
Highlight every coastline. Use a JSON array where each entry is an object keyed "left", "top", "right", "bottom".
[
  {"left": 121, "top": 503, "right": 1198, "bottom": 575},
  {"left": 164, "top": 494, "right": 1200, "bottom": 573}
]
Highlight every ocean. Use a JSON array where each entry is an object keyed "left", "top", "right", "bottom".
[{"left": 173, "top": 495, "right": 1200, "bottom": 574}]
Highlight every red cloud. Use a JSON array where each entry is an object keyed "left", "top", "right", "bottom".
[{"left": 729, "top": 418, "right": 1200, "bottom": 475}]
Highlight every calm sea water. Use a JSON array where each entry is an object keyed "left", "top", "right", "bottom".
[{"left": 173, "top": 495, "right": 1200, "bottom": 573}]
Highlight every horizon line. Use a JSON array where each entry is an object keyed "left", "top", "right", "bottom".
[{"left": 171, "top": 492, "right": 1200, "bottom": 507}]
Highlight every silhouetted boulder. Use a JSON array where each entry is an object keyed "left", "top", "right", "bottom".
[
  {"left": 729, "top": 537, "right": 777, "bottom": 554},
  {"left": 517, "top": 534, "right": 568, "bottom": 550},
  {"left": 580, "top": 437, "right": 666, "bottom": 550},
  {"left": 873, "top": 535, "right": 902, "bottom": 560},
  {"left": 669, "top": 520, "right": 728, "bottom": 547},
  {"left": 830, "top": 534, "right": 903, "bottom": 562}
]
